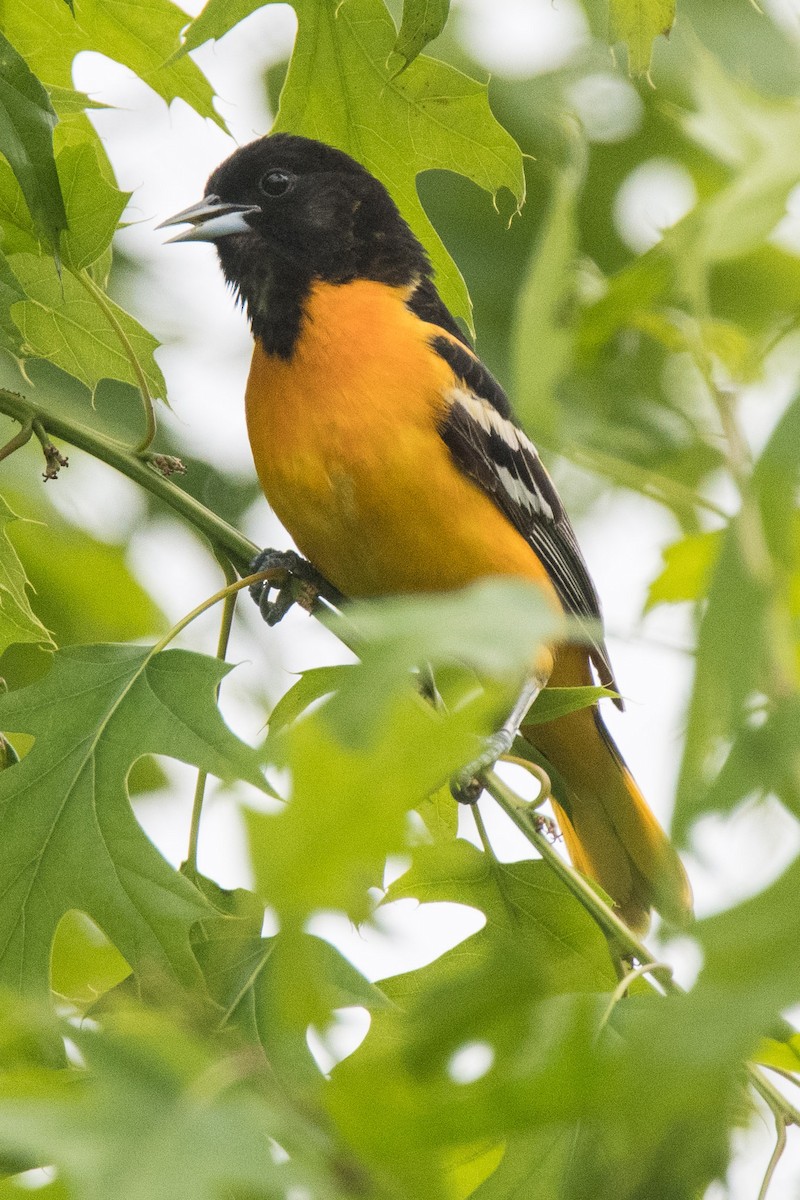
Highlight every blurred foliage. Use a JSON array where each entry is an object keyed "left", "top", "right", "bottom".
[{"left": 0, "top": 0, "right": 799, "bottom": 1197}]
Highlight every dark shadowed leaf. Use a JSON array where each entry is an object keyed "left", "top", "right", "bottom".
[{"left": 0, "top": 32, "right": 66, "bottom": 250}]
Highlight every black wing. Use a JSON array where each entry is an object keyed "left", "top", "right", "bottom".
[{"left": 428, "top": 330, "right": 620, "bottom": 701}]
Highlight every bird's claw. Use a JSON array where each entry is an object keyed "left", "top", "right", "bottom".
[
  {"left": 450, "top": 730, "right": 514, "bottom": 805},
  {"left": 248, "top": 548, "right": 336, "bottom": 626}
]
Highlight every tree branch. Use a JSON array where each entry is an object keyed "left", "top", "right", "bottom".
[{"left": 0, "top": 388, "right": 256, "bottom": 574}]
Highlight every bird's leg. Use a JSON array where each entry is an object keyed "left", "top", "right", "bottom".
[
  {"left": 451, "top": 672, "right": 547, "bottom": 804},
  {"left": 248, "top": 548, "right": 343, "bottom": 626}
]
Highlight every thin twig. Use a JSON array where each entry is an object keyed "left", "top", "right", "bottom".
[
  {"left": 472, "top": 803, "right": 498, "bottom": 864},
  {"left": 597, "top": 960, "right": 674, "bottom": 1035},
  {"left": 757, "top": 1112, "right": 787, "bottom": 1200},
  {"left": 186, "top": 553, "right": 239, "bottom": 874},
  {"left": 761, "top": 1064, "right": 800, "bottom": 1092},
  {"left": 499, "top": 754, "right": 552, "bottom": 803},
  {"left": 0, "top": 418, "right": 33, "bottom": 464}
]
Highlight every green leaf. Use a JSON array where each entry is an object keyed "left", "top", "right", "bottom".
[
  {"left": 267, "top": 664, "right": 356, "bottom": 735},
  {"left": 512, "top": 135, "right": 586, "bottom": 438},
  {"left": 393, "top": 0, "right": 450, "bottom": 71},
  {"left": 0, "top": 0, "right": 220, "bottom": 128},
  {"left": 8, "top": 253, "right": 165, "bottom": 399},
  {"left": 609, "top": 0, "right": 675, "bottom": 77},
  {"left": 756, "top": 1032, "right": 800, "bottom": 1074},
  {"left": 179, "top": 0, "right": 526, "bottom": 327},
  {"left": 675, "top": 391, "right": 800, "bottom": 832},
  {"left": 523, "top": 685, "right": 618, "bottom": 726},
  {"left": 674, "top": 517, "right": 766, "bottom": 829},
  {"left": 0, "top": 496, "right": 54, "bottom": 656},
  {"left": 384, "top": 840, "right": 617, "bottom": 1009},
  {"left": 0, "top": 249, "right": 25, "bottom": 353},
  {"left": 57, "top": 141, "right": 128, "bottom": 271},
  {"left": 50, "top": 911, "right": 131, "bottom": 1007},
  {"left": 699, "top": 853, "right": 800, "bottom": 1022},
  {"left": 470, "top": 1129, "right": 573, "bottom": 1199},
  {"left": 415, "top": 784, "right": 459, "bottom": 843},
  {"left": 324, "top": 579, "right": 561, "bottom": 743},
  {"left": 1, "top": 485, "right": 164, "bottom": 666},
  {"left": 645, "top": 530, "right": 722, "bottom": 610},
  {"left": 575, "top": 250, "right": 672, "bottom": 363},
  {"left": 174, "top": 0, "right": 263, "bottom": 54},
  {"left": 0, "top": 31, "right": 67, "bottom": 251},
  {"left": 753, "top": 387, "right": 800, "bottom": 572},
  {"left": 699, "top": 696, "right": 800, "bottom": 821},
  {"left": 446, "top": 1140, "right": 505, "bottom": 1200},
  {"left": 48, "top": 86, "right": 108, "bottom": 115},
  {"left": 0, "top": 157, "right": 39, "bottom": 256},
  {"left": 0, "top": 645, "right": 267, "bottom": 997},
  {"left": 673, "top": 47, "right": 800, "bottom": 267},
  {"left": 189, "top": 881, "right": 388, "bottom": 1097},
  {"left": 247, "top": 688, "right": 499, "bottom": 923},
  {"left": 0, "top": 734, "right": 19, "bottom": 771},
  {"left": 0, "top": 1005, "right": 357, "bottom": 1200}
]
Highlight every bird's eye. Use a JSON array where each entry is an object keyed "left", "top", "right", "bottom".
[{"left": 259, "top": 169, "right": 294, "bottom": 197}]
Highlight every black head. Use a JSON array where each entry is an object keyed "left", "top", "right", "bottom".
[{"left": 160, "top": 133, "right": 431, "bottom": 356}]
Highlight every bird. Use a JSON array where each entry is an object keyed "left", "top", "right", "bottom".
[{"left": 160, "top": 132, "right": 692, "bottom": 933}]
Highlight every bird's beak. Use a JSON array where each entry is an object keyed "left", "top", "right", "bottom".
[{"left": 157, "top": 194, "right": 261, "bottom": 243}]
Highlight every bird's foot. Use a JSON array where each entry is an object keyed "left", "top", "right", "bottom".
[
  {"left": 248, "top": 548, "right": 340, "bottom": 626},
  {"left": 450, "top": 729, "right": 515, "bottom": 804}
]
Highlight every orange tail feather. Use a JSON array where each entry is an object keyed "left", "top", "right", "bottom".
[{"left": 523, "top": 656, "right": 692, "bottom": 933}]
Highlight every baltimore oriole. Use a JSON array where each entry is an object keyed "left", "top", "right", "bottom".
[{"left": 162, "top": 133, "right": 692, "bottom": 933}]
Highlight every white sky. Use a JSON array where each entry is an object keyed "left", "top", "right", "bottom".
[{"left": 43, "top": 1, "right": 800, "bottom": 1192}]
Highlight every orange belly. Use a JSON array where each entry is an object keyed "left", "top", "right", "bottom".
[{"left": 245, "top": 279, "right": 559, "bottom": 604}]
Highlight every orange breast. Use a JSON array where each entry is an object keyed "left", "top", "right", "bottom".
[{"left": 244, "top": 278, "right": 559, "bottom": 603}]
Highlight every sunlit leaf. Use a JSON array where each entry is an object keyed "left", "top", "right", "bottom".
[
  {"left": 9, "top": 252, "right": 165, "bottom": 398},
  {"left": 247, "top": 688, "right": 499, "bottom": 923},
  {"left": 0, "top": 156, "right": 39, "bottom": 255},
  {"left": 415, "top": 785, "right": 459, "bottom": 843},
  {"left": 267, "top": 664, "right": 356, "bottom": 735},
  {"left": 0, "top": 249, "right": 25, "bottom": 353},
  {"left": 0, "top": 0, "right": 220, "bottom": 127},
  {"left": 609, "top": 0, "right": 675, "bottom": 77},
  {"left": 57, "top": 141, "right": 128, "bottom": 272},
  {"left": 0, "top": 495, "right": 53, "bottom": 656},
  {"left": 50, "top": 911, "right": 131, "bottom": 1007},
  {"left": 646, "top": 530, "right": 722, "bottom": 610}
]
